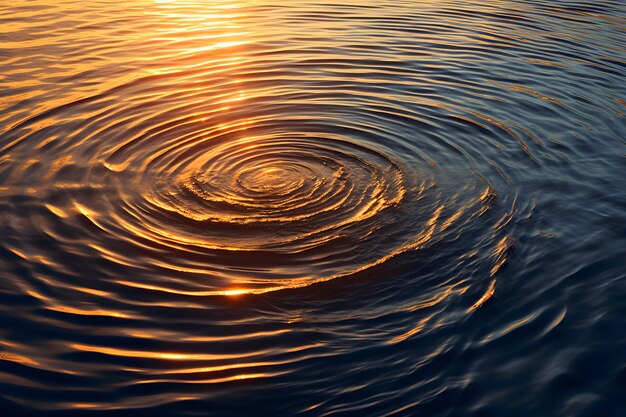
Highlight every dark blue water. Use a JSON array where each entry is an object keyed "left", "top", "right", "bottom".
[{"left": 1, "top": 1, "right": 625, "bottom": 416}]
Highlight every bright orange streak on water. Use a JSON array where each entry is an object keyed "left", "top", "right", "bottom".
[{"left": 70, "top": 343, "right": 261, "bottom": 361}]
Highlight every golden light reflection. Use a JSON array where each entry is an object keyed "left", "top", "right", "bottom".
[
  {"left": 222, "top": 288, "right": 249, "bottom": 297},
  {"left": 1, "top": 0, "right": 621, "bottom": 414},
  {"left": 468, "top": 279, "right": 496, "bottom": 312},
  {"left": 160, "top": 361, "right": 282, "bottom": 375},
  {"left": 388, "top": 316, "right": 432, "bottom": 345},
  {"left": 0, "top": 351, "right": 39, "bottom": 367},
  {"left": 71, "top": 343, "right": 262, "bottom": 361},
  {"left": 47, "top": 306, "right": 131, "bottom": 319},
  {"left": 137, "top": 372, "right": 281, "bottom": 384}
]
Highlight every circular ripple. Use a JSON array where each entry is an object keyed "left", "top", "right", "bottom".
[
  {"left": 3, "top": 1, "right": 625, "bottom": 415},
  {"left": 0, "top": 88, "right": 512, "bottom": 298},
  {"left": 94, "top": 124, "right": 435, "bottom": 294}
]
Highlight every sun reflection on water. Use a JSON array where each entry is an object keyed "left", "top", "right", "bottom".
[{"left": 1, "top": 0, "right": 592, "bottom": 414}]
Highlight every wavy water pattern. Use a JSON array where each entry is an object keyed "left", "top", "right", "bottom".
[{"left": 0, "top": 1, "right": 625, "bottom": 416}]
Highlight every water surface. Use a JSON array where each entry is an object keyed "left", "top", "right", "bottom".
[{"left": 1, "top": 1, "right": 625, "bottom": 416}]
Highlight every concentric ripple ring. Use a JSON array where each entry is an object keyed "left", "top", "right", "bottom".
[{"left": 96, "top": 128, "right": 434, "bottom": 294}]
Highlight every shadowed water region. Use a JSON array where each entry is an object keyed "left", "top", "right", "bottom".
[{"left": 0, "top": 1, "right": 625, "bottom": 416}]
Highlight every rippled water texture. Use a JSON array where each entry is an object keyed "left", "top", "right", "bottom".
[{"left": 1, "top": 1, "right": 625, "bottom": 416}]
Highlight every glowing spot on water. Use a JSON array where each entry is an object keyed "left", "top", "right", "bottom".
[{"left": 223, "top": 288, "right": 248, "bottom": 297}]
